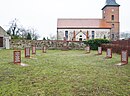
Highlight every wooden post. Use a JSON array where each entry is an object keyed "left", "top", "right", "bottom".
[
  {"left": 14, "top": 51, "right": 21, "bottom": 64},
  {"left": 25, "top": 47, "right": 30, "bottom": 58}
]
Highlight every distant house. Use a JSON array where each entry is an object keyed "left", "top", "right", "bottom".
[
  {"left": 0, "top": 26, "right": 10, "bottom": 49},
  {"left": 57, "top": 0, "right": 120, "bottom": 41}
]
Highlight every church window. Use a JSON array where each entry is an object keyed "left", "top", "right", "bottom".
[
  {"left": 112, "top": 15, "right": 114, "bottom": 20},
  {"left": 112, "top": 34, "right": 114, "bottom": 39},
  {"left": 79, "top": 38, "right": 82, "bottom": 41},
  {"left": 80, "top": 35, "right": 82, "bottom": 37},
  {"left": 92, "top": 31, "right": 95, "bottom": 39},
  {"left": 65, "top": 31, "right": 68, "bottom": 40}
]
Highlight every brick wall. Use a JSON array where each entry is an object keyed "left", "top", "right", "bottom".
[{"left": 101, "top": 39, "right": 130, "bottom": 55}]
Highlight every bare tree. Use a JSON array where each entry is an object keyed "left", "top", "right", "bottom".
[
  {"left": 8, "top": 18, "right": 19, "bottom": 36},
  {"left": 7, "top": 18, "right": 40, "bottom": 40}
]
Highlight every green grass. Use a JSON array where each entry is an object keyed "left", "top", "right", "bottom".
[{"left": 0, "top": 49, "right": 130, "bottom": 96}]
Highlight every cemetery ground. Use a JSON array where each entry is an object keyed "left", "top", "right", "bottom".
[{"left": 0, "top": 49, "right": 130, "bottom": 96}]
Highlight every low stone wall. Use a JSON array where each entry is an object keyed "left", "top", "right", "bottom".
[{"left": 10, "top": 40, "right": 86, "bottom": 50}]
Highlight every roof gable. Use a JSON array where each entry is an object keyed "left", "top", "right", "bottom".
[{"left": 0, "top": 26, "right": 9, "bottom": 37}]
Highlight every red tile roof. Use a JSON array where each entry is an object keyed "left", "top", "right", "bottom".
[{"left": 57, "top": 18, "right": 111, "bottom": 29}]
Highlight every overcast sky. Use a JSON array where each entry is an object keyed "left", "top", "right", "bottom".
[{"left": 0, "top": 0, "right": 129, "bottom": 40}]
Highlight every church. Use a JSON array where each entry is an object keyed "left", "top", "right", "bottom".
[{"left": 57, "top": 0, "right": 120, "bottom": 41}]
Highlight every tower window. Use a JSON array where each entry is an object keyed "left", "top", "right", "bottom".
[
  {"left": 112, "top": 24, "right": 114, "bottom": 28},
  {"left": 112, "top": 9, "right": 114, "bottom": 12},
  {"left": 112, "top": 15, "right": 114, "bottom": 20}
]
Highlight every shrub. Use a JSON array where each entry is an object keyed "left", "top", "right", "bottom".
[{"left": 83, "top": 39, "right": 110, "bottom": 50}]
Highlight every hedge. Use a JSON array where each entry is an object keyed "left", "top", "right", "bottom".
[{"left": 83, "top": 39, "right": 110, "bottom": 50}]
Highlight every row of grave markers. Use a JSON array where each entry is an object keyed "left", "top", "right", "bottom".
[
  {"left": 85, "top": 46, "right": 128, "bottom": 65},
  {"left": 14, "top": 46, "right": 128, "bottom": 65},
  {"left": 14, "top": 46, "right": 47, "bottom": 64}
]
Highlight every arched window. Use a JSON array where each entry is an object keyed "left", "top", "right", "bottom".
[
  {"left": 112, "top": 24, "right": 114, "bottom": 28},
  {"left": 65, "top": 31, "right": 68, "bottom": 40},
  {"left": 92, "top": 31, "right": 95, "bottom": 39},
  {"left": 112, "top": 15, "right": 114, "bottom": 20}
]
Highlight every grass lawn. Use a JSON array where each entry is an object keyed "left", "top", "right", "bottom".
[{"left": 0, "top": 49, "right": 130, "bottom": 96}]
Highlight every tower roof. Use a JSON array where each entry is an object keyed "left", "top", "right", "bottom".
[
  {"left": 102, "top": 0, "right": 120, "bottom": 10},
  {"left": 106, "top": 0, "right": 120, "bottom": 6}
]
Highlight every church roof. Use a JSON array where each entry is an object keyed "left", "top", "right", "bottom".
[{"left": 57, "top": 19, "right": 111, "bottom": 29}]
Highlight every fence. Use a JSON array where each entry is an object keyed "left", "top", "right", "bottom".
[{"left": 101, "top": 39, "right": 130, "bottom": 55}]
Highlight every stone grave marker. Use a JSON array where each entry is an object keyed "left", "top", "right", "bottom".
[
  {"left": 25, "top": 47, "right": 30, "bottom": 58},
  {"left": 98, "top": 47, "right": 102, "bottom": 55},
  {"left": 85, "top": 46, "right": 90, "bottom": 53},
  {"left": 106, "top": 48, "right": 112, "bottom": 58},
  {"left": 121, "top": 50, "right": 128, "bottom": 64},
  {"left": 32, "top": 46, "right": 36, "bottom": 54},
  {"left": 62, "top": 42, "right": 68, "bottom": 51},
  {"left": 43, "top": 46, "right": 46, "bottom": 53},
  {"left": 14, "top": 50, "right": 21, "bottom": 64}
]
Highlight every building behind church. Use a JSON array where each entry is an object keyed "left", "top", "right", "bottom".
[
  {"left": 0, "top": 26, "right": 10, "bottom": 49},
  {"left": 57, "top": 0, "right": 120, "bottom": 41}
]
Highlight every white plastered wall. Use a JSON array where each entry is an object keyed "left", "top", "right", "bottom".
[{"left": 57, "top": 28, "right": 111, "bottom": 41}]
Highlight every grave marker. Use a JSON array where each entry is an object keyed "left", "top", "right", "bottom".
[
  {"left": 85, "top": 46, "right": 90, "bottom": 53},
  {"left": 121, "top": 50, "right": 128, "bottom": 64},
  {"left": 25, "top": 47, "right": 30, "bottom": 58},
  {"left": 32, "top": 46, "right": 36, "bottom": 54},
  {"left": 43, "top": 46, "right": 46, "bottom": 53},
  {"left": 14, "top": 51, "right": 21, "bottom": 64},
  {"left": 62, "top": 42, "right": 68, "bottom": 51},
  {"left": 98, "top": 47, "right": 102, "bottom": 55},
  {"left": 106, "top": 48, "right": 112, "bottom": 58}
]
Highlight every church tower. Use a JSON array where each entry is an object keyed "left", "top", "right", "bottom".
[{"left": 102, "top": 0, "right": 120, "bottom": 40}]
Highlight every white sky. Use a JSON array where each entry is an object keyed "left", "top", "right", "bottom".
[{"left": 0, "top": 0, "right": 129, "bottom": 40}]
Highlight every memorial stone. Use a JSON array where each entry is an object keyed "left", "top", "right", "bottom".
[
  {"left": 14, "top": 51, "right": 21, "bottom": 64},
  {"left": 25, "top": 47, "right": 30, "bottom": 58},
  {"left": 43, "top": 46, "right": 46, "bottom": 53},
  {"left": 85, "top": 46, "right": 90, "bottom": 53},
  {"left": 106, "top": 48, "right": 112, "bottom": 58},
  {"left": 121, "top": 50, "right": 128, "bottom": 64},
  {"left": 32, "top": 46, "right": 36, "bottom": 54},
  {"left": 98, "top": 47, "right": 102, "bottom": 55}
]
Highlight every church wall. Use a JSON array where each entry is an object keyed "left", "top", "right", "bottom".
[
  {"left": 57, "top": 28, "right": 111, "bottom": 41},
  {"left": 76, "top": 32, "right": 86, "bottom": 41}
]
